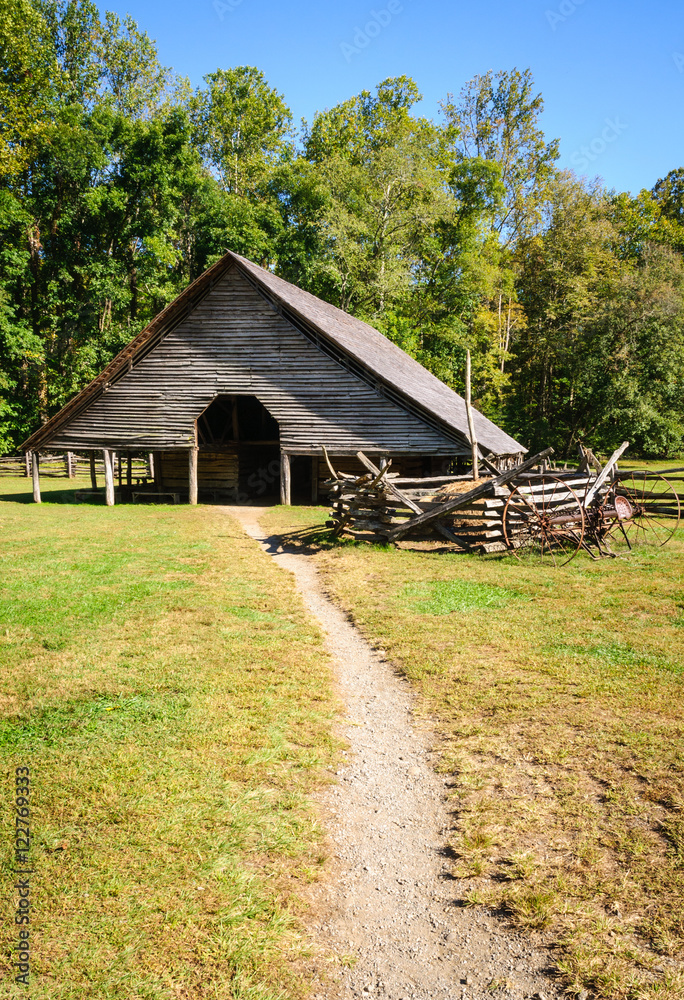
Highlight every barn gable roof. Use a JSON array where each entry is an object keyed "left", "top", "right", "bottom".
[{"left": 22, "top": 251, "right": 525, "bottom": 456}]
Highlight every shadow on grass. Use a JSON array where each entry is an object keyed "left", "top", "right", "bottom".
[
  {"left": 0, "top": 484, "right": 103, "bottom": 505},
  {"left": 261, "top": 523, "right": 340, "bottom": 555},
  {"left": 264, "top": 522, "right": 471, "bottom": 557}
]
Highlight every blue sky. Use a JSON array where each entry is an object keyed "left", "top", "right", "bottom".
[{"left": 100, "top": 0, "right": 683, "bottom": 194}]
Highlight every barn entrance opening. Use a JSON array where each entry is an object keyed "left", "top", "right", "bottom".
[
  {"left": 290, "top": 456, "right": 314, "bottom": 504},
  {"left": 196, "top": 394, "right": 280, "bottom": 502}
]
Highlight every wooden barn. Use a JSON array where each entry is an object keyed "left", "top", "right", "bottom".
[{"left": 21, "top": 251, "right": 525, "bottom": 505}]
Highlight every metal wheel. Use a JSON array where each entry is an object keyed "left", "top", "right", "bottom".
[
  {"left": 601, "top": 473, "right": 681, "bottom": 553},
  {"left": 503, "top": 475, "right": 586, "bottom": 566}
]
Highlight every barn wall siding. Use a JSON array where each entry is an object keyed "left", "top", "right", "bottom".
[{"left": 48, "top": 269, "right": 463, "bottom": 455}]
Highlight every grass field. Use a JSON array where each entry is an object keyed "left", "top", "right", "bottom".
[
  {"left": 0, "top": 477, "right": 338, "bottom": 1000},
  {"left": 261, "top": 501, "right": 684, "bottom": 1000}
]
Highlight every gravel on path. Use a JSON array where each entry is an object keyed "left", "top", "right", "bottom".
[{"left": 225, "top": 506, "right": 561, "bottom": 1000}]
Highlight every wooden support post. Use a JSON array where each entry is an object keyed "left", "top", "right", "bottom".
[
  {"left": 231, "top": 398, "right": 240, "bottom": 441},
  {"left": 311, "top": 456, "right": 319, "bottom": 505},
  {"left": 126, "top": 454, "right": 132, "bottom": 487},
  {"left": 31, "top": 451, "right": 41, "bottom": 503},
  {"left": 153, "top": 452, "right": 162, "bottom": 489},
  {"left": 65, "top": 451, "right": 75, "bottom": 478},
  {"left": 148, "top": 453, "right": 154, "bottom": 479},
  {"left": 117, "top": 452, "right": 122, "bottom": 488},
  {"left": 89, "top": 452, "right": 97, "bottom": 489},
  {"left": 189, "top": 447, "right": 198, "bottom": 505},
  {"left": 280, "top": 451, "right": 291, "bottom": 506},
  {"left": 24, "top": 451, "right": 30, "bottom": 477},
  {"left": 103, "top": 449, "right": 115, "bottom": 506},
  {"left": 465, "top": 350, "right": 479, "bottom": 481}
]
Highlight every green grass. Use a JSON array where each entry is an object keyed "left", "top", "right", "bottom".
[
  {"left": 261, "top": 503, "right": 684, "bottom": 1000},
  {"left": 403, "top": 579, "right": 523, "bottom": 615},
  {"left": 0, "top": 478, "right": 339, "bottom": 999}
]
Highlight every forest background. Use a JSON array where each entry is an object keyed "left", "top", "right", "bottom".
[{"left": 2, "top": 0, "right": 684, "bottom": 458}]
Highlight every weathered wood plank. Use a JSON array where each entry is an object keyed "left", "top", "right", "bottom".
[
  {"left": 387, "top": 448, "right": 554, "bottom": 540},
  {"left": 584, "top": 442, "right": 629, "bottom": 506}
]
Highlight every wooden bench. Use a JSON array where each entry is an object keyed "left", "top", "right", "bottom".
[
  {"left": 132, "top": 490, "right": 181, "bottom": 504},
  {"left": 75, "top": 488, "right": 105, "bottom": 502}
]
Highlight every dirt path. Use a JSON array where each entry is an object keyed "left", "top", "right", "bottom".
[{"left": 226, "top": 507, "right": 560, "bottom": 1000}]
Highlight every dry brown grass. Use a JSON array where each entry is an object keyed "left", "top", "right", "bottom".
[{"left": 262, "top": 502, "right": 684, "bottom": 1000}]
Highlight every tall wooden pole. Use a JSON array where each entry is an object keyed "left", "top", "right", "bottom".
[
  {"left": 280, "top": 451, "right": 291, "bottom": 506},
  {"left": 465, "top": 350, "right": 479, "bottom": 481},
  {"left": 103, "top": 449, "right": 115, "bottom": 506},
  {"left": 126, "top": 454, "right": 132, "bottom": 488},
  {"left": 24, "top": 451, "right": 30, "bottom": 477},
  {"left": 188, "top": 447, "right": 198, "bottom": 505},
  {"left": 89, "top": 452, "right": 97, "bottom": 489},
  {"left": 31, "top": 451, "right": 41, "bottom": 503}
]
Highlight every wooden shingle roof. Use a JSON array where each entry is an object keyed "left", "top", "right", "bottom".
[{"left": 22, "top": 251, "right": 525, "bottom": 456}]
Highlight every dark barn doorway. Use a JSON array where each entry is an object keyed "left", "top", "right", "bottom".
[
  {"left": 290, "top": 455, "right": 314, "bottom": 505},
  {"left": 196, "top": 394, "right": 280, "bottom": 502}
]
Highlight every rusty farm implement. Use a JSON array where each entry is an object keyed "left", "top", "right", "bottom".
[{"left": 325, "top": 443, "right": 682, "bottom": 566}]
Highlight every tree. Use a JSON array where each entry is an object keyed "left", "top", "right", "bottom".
[
  {"left": 0, "top": 0, "right": 205, "bottom": 445},
  {"left": 508, "top": 172, "right": 684, "bottom": 455},
  {"left": 0, "top": 0, "right": 56, "bottom": 178},
  {"left": 192, "top": 66, "right": 293, "bottom": 196},
  {"left": 652, "top": 167, "right": 684, "bottom": 224},
  {"left": 440, "top": 68, "right": 560, "bottom": 246},
  {"left": 299, "top": 77, "right": 455, "bottom": 315}
]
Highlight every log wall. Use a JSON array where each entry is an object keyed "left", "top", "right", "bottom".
[
  {"left": 159, "top": 451, "right": 239, "bottom": 492},
  {"left": 46, "top": 268, "right": 465, "bottom": 457}
]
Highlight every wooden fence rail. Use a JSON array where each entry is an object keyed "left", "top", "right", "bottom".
[
  {"left": 0, "top": 453, "right": 151, "bottom": 479},
  {"left": 326, "top": 449, "right": 682, "bottom": 552}
]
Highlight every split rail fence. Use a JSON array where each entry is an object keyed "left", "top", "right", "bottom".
[
  {"left": 0, "top": 452, "right": 151, "bottom": 480},
  {"left": 325, "top": 447, "right": 683, "bottom": 555}
]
